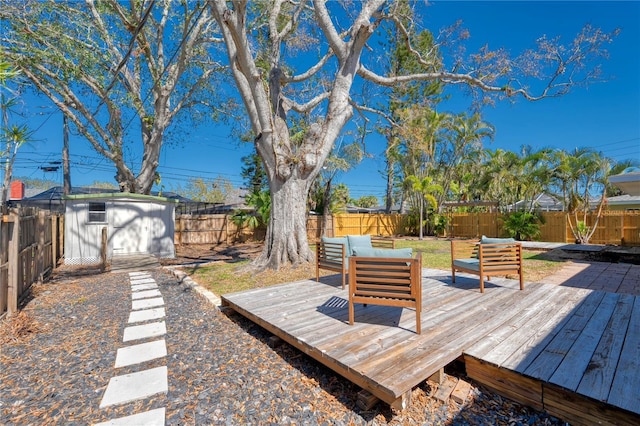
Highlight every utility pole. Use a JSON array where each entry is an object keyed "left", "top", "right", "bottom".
[{"left": 62, "top": 113, "right": 71, "bottom": 195}]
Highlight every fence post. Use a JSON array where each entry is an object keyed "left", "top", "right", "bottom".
[
  {"left": 7, "top": 211, "right": 19, "bottom": 317},
  {"left": 37, "top": 210, "right": 46, "bottom": 283},
  {"left": 59, "top": 215, "right": 64, "bottom": 259},
  {"left": 101, "top": 227, "right": 108, "bottom": 272},
  {"left": 52, "top": 215, "right": 59, "bottom": 265},
  {"left": 329, "top": 214, "right": 334, "bottom": 237}
]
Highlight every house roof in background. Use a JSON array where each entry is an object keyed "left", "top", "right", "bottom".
[
  {"left": 23, "top": 186, "right": 194, "bottom": 203},
  {"left": 64, "top": 192, "right": 179, "bottom": 204},
  {"left": 607, "top": 194, "right": 640, "bottom": 206},
  {"left": 609, "top": 168, "right": 640, "bottom": 196}
]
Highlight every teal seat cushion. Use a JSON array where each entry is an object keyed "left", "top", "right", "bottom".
[
  {"left": 347, "top": 235, "right": 372, "bottom": 255},
  {"left": 351, "top": 247, "right": 413, "bottom": 258},
  {"left": 453, "top": 258, "right": 480, "bottom": 272},
  {"left": 480, "top": 235, "right": 516, "bottom": 244}
]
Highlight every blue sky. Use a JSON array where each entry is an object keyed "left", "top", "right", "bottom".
[{"left": 14, "top": 1, "right": 640, "bottom": 200}]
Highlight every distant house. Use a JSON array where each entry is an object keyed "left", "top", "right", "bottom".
[
  {"left": 609, "top": 167, "right": 640, "bottom": 196},
  {"left": 506, "top": 193, "right": 564, "bottom": 212},
  {"left": 606, "top": 194, "right": 640, "bottom": 211},
  {"left": 608, "top": 167, "right": 640, "bottom": 210},
  {"left": 64, "top": 192, "right": 178, "bottom": 265}
]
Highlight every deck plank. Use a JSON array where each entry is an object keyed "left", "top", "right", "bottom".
[
  {"left": 502, "top": 287, "right": 590, "bottom": 374},
  {"left": 221, "top": 268, "right": 639, "bottom": 420},
  {"left": 576, "top": 293, "right": 635, "bottom": 402},
  {"left": 523, "top": 291, "right": 607, "bottom": 381},
  {"left": 365, "top": 286, "right": 548, "bottom": 392},
  {"left": 349, "top": 284, "right": 524, "bottom": 377},
  {"left": 549, "top": 292, "right": 619, "bottom": 391},
  {"left": 607, "top": 296, "right": 640, "bottom": 413},
  {"left": 464, "top": 285, "right": 568, "bottom": 362},
  {"left": 500, "top": 287, "right": 591, "bottom": 372}
]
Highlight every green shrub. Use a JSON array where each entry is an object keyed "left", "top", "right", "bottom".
[{"left": 503, "top": 212, "right": 544, "bottom": 241}]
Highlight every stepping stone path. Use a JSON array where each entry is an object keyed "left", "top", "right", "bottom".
[{"left": 95, "top": 271, "right": 168, "bottom": 425}]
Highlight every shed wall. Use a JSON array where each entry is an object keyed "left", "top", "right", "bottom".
[
  {"left": 64, "top": 198, "right": 175, "bottom": 265},
  {"left": 64, "top": 202, "right": 105, "bottom": 265}
]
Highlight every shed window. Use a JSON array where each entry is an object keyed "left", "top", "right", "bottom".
[{"left": 88, "top": 202, "right": 106, "bottom": 223}]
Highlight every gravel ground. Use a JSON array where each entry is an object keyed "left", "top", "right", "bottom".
[{"left": 0, "top": 265, "right": 565, "bottom": 425}]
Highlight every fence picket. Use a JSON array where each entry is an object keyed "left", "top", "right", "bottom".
[{"left": 0, "top": 208, "right": 63, "bottom": 319}]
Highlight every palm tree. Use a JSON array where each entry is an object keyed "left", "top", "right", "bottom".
[
  {"left": 404, "top": 175, "right": 443, "bottom": 240},
  {"left": 560, "top": 148, "right": 611, "bottom": 244},
  {"left": 477, "top": 149, "right": 523, "bottom": 210},
  {"left": 437, "top": 112, "right": 494, "bottom": 205}
]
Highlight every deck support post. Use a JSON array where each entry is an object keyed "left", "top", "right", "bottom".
[
  {"left": 390, "top": 391, "right": 411, "bottom": 411},
  {"left": 428, "top": 368, "right": 445, "bottom": 384}
]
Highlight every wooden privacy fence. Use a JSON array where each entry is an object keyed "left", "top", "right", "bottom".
[
  {"left": 175, "top": 214, "right": 328, "bottom": 245},
  {"left": 175, "top": 210, "right": 640, "bottom": 246},
  {"left": 0, "top": 208, "right": 64, "bottom": 319},
  {"left": 447, "top": 210, "right": 640, "bottom": 246},
  {"left": 332, "top": 213, "right": 404, "bottom": 237}
]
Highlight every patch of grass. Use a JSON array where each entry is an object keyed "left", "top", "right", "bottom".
[
  {"left": 396, "top": 239, "right": 453, "bottom": 270},
  {"left": 183, "top": 238, "right": 567, "bottom": 296},
  {"left": 181, "top": 260, "right": 253, "bottom": 295},
  {"left": 181, "top": 259, "right": 327, "bottom": 296},
  {"left": 521, "top": 251, "right": 566, "bottom": 282}
]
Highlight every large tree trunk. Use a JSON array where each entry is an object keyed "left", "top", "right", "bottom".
[
  {"left": 385, "top": 154, "right": 395, "bottom": 214},
  {"left": 321, "top": 178, "right": 333, "bottom": 237},
  {"left": 254, "top": 176, "right": 315, "bottom": 270}
]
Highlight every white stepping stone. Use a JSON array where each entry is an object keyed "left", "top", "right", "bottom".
[
  {"left": 128, "top": 307, "right": 166, "bottom": 324},
  {"left": 130, "top": 277, "right": 156, "bottom": 285},
  {"left": 94, "top": 407, "right": 165, "bottom": 426},
  {"left": 132, "top": 289, "right": 162, "bottom": 300},
  {"left": 123, "top": 321, "right": 166, "bottom": 342},
  {"left": 132, "top": 283, "right": 159, "bottom": 292},
  {"left": 128, "top": 271, "right": 151, "bottom": 278},
  {"left": 115, "top": 339, "right": 167, "bottom": 368},
  {"left": 132, "top": 297, "right": 164, "bottom": 311},
  {"left": 129, "top": 273, "right": 153, "bottom": 281},
  {"left": 99, "top": 366, "right": 168, "bottom": 408}
]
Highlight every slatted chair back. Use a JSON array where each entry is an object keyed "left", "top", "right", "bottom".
[
  {"left": 451, "top": 240, "right": 524, "bottom": 293},
  {"left": 316, "top": 241, "right": 348, "bottom": 288},
  {"left": 348, "top": 254, "right": 422, "bottom": 334}
]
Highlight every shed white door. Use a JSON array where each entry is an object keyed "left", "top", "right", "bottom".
[{"left": 110, "top": 203, "right": 149, "bottom": 256}]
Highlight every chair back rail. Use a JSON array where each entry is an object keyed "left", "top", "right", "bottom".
[{"left": 348, "top": 254, "right": 422, "bottom": 334}]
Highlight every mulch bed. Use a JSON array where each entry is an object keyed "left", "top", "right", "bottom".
[{"left": 1, "top": 264, "right": 564, "bottom": 425}]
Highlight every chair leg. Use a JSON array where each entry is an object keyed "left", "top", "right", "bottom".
[
  {"left": 416, "top": 307, "right": 421, "bottom": 334},
  {"left": 349, "top": 300, "right": 354, "bottom": 325},
  {"left": 479, "top": 273, "right": 485, "bottom": 293},
  {"left": 452, "top": 268, "right": 456, "bottom": 283}
]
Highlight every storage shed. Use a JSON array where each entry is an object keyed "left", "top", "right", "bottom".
[{"left": 64, "top": 193, "right": 177, "bottom": 265}]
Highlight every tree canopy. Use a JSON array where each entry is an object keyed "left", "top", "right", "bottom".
[
  {"left": 1, "top": 0, "right": 622, "bottom": 269},
  {"left": 1, "top": 0, "right": 224, "bottom": 193}
]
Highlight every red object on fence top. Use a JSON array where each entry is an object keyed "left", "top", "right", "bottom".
[{"left": 10, "top": 180, "right": 25, "bottom": 200}]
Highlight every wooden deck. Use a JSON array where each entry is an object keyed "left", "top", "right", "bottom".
[{"left": 221, "top": 269, "right": 640, "bottom": 424}]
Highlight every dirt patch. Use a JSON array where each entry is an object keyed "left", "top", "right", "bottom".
[{"left": 161, "top": 242, "right": 264, "bottom": 266}]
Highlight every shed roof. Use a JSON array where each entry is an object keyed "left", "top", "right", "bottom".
[{"left": 63, "top": 192, "right": 179, "bottom": 204}]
